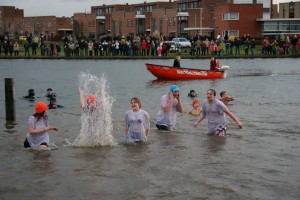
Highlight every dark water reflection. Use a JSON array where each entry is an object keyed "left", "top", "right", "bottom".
[{"left": 0, "top": 58, "right": 300, "bottom": 199}]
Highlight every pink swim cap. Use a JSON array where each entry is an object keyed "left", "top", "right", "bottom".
[{"left": 87, "top": 94, "right": 97, "bottom": 103}]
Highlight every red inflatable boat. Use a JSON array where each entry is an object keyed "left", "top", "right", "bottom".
[{"left": 146, "top": 63, "right": 229, "bottom": 80}]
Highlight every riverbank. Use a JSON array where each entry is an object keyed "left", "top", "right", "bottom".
[{"left": 1, "top": 54, "right": 300, "bottom": 59}]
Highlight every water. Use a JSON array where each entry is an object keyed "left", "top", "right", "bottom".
[
  {"left": 0, "top": 58, "right": 300, "bottom": 199},
  {"left": 71, "top": 72, "right": 116, "bottom": 147}
]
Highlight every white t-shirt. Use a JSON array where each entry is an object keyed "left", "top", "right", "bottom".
[
  {"left": 26, "top": 116, "right": 49, "bottom": 148},
  {"left": 156, "top": 94, "right": 179, "bottom": 130},
  {"left": 125, "top": 109, "right": 150, "bottom": 142}
]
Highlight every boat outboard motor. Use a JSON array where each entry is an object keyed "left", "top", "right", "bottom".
[{"left": 220, "top": 65, "right": 230, "bottom": 71}]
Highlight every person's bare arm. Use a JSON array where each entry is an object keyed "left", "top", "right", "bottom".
[
  {"left": 176, "top": 93, "right": 184, "bottom": 113},
  {"left": 194, "top": 115, "right": 204, "bottom": 127},
  {"left": 28, "top": 125, "right": 58, "bottom": 135},
  {"left": 223, "top": 107, "right": 243, "bottom": 128},
  {"left": 163, "top": 93, "right": 175, "bottom": 112},
  {"left": 78, "top": 89, "right": 84, "bottom": 108}
]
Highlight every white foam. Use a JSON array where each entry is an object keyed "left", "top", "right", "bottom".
[{"left": 71, "top": 72, "right": 117, "bottom": 147}]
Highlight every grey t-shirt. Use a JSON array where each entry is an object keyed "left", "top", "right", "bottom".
[
  {"left": 202, "top": 99, "right": 226, "bottom": 134},
  {"left": 26, "top": 116, "right": 49, "bottom": 148}
]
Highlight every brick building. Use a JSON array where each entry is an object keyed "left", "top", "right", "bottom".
[
  {"left": 91, "top": 0, "right": 240, "bottom": 39},
  {"left": 0, "top": 6, "right": 72, "bottom": 40},
  {"left": 214, "top": 4, "right": 263, "bottom": 38},
  {"left": 0, "top": 6, "right": 24, "bottom": 38},
  {"left": 279, "top": 1, "right": 300, "bottom": 18},
  {"left": 73, "top": 13, "right": 96, "bottom": 39}
]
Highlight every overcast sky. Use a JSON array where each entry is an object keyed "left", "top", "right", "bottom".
[{"left": 1, "top": 0, "right": 290, "bottom": 17}]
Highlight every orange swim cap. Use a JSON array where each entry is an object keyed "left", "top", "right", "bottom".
[
  {"left": 87, "top": 94, "right": 97, "bottom": 103},
  {"left": 35, "top": 102, "right": 48, "bottom": 113},
  {"left": 192, "top": 99, "right": 200, "bottom": 106}
]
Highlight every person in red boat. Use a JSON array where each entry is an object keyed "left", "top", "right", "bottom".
[
  {"left": 210, "top": 57, "right": 220, "bottom": 70},
  {"left": 173, "top": 55, "right": 181, "bottom": 68}
]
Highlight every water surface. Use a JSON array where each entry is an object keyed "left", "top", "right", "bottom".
[{"left": 0, "top": 58, "right": 299, "bottom": 199}]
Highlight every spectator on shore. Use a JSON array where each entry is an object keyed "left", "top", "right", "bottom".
[{"left": 13, "top": 41, "right": 19, "bottom": 56}]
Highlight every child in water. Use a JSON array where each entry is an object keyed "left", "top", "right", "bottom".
[
  {"left": 187, "top": 99, "right": 202, "bottom": 116},
  {"left": 24, "top": 101, "right": 59, "bottom": 149}
]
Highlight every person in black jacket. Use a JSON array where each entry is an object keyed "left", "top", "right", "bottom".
[{"left": 173, "top": 56, "right": 181, "bottom": 68}]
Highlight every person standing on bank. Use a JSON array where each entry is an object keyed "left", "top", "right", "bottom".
[
  {"left": 24, "top": 102, "right": 59, "bottom": 148},
  {"left": 125, "top": 97, "right": 150, "bottom": 143},
  {"left": 194, "top": 89, "right": 242, "bottom": 136},
  {"left": 156, "top": 85, "right": 184, "bottom": 131},
  {"left": 173, "top": 55, "right": 181, "bottom": 68}
]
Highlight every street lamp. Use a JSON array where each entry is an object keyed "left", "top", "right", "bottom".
[
  {"left": 200, "top": 8, "right": 203, "bottom": 36},
  {"left": 166, "top": 18, "right": 169, "bottom": 39}
]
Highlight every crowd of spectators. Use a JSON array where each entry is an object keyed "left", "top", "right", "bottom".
[{"left": 0, "top": 33, "right": 300, "bottom": 57}]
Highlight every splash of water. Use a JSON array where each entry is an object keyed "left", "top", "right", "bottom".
[{"left": 72, "top": 72, "right": 117, "bottom": 147}]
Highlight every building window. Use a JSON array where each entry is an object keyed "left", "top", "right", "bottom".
[
  {"left": 178, "top": 16, "right": 188, "bottom": 21},
  {"left": 223, "top": 12, "right": 239, "bottom": 20},
  {"left": 97, "top": 8, "right": 104, "bottom": 16},
  {"left": 131, "top": 19, "right": 134, "bottom": 27},
  {"left": 146, "top": 5, "right": 153, "bottom": 12},
  {"left": 223, "top": 30, "right": 239, "bottom": 37},
  {"left": 135, "top": 6, "right": 143, "bottom": 12},
  {"left": 173, "top": 17, "right": 176, "bottom": 26},
  {"left": 168, "top": 18, "right": 172, "bottom": 26},
  {"left": 105, "top": 7, "right": 113, "bottom": 13},
  {"left": 152, "top": 18, "right": 157, "bottom": 32},
  {"left": 89, "top": 22, "right": 92, "bottom": 27},
  {"left": 127, "top": 19, "right": 130, "bottom": 27},
  {"left": 189, "top": 1, "right": 199, "bottom": 8},
  {"left": 178, "top": 3, "right": 188, "bottom": 12}
]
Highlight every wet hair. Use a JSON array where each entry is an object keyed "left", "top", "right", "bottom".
[
  {"left": 131, "top": 97, "right": 141, "bottom": 108},
  {"left": 207, "top": 89, "right": 216, "bottom": 96},
  {"left": 220, "top": 91, "right": 227, "bottom": 97},
  {"left": 33, "top": 112, "right": 48, "bottom": 122}
]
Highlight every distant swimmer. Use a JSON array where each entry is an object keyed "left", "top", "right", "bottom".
[
  {"left": 45, "top": 88, "right": 56, "bottom": 98},
  {"left": 187, "top": 99, "right": 202, "bottom": 116},
  {"left": 48, "top": 97, "right": 63, "bottom": 109},
  {"left": 220, "top": 91, "right": 235, "bottom": 105},
  {"left": 188, "top": 89, "right": 198, "bottom": 98},
  {"left": 23, "top": 89, "right": 36, "bottom": 101}
]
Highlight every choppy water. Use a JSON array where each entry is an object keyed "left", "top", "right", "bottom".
[{"left": 0, "top": 58, "right": 300, "bottom": 200}]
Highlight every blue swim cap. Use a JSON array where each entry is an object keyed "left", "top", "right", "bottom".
[{"left": 170, "top": 85, "right": 179, "bottom": 92}]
